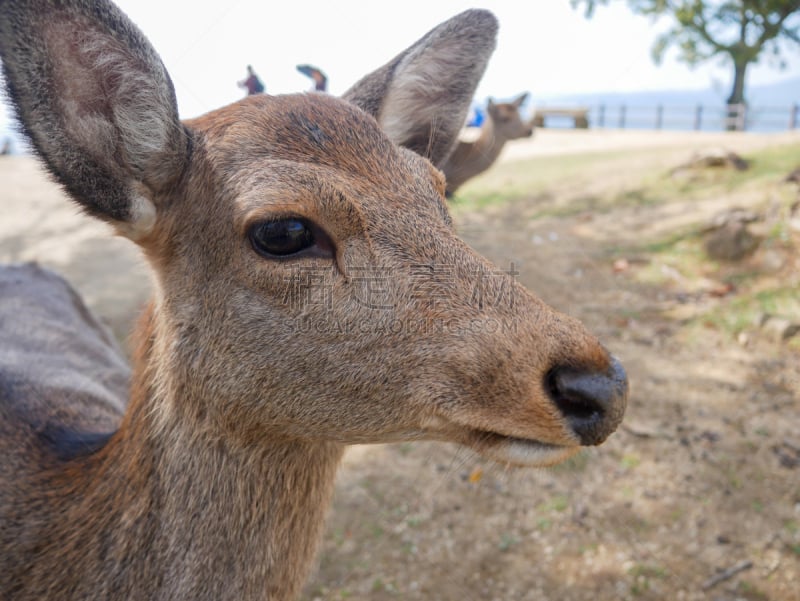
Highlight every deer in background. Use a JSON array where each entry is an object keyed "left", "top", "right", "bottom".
[
  {"left": 0, "top": 1, "right": 627, "bottom": 600},
  {"left": 441, "top": 92, "right": 534, "bottom": 196}
]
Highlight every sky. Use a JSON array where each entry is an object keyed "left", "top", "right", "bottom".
[{"left": 1, "top": 0, "right": 798, "bottom": 129}]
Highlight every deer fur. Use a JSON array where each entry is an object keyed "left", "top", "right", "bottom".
[
  {"left": 441, "top": 92, "right": 534, "bottom": 196},
  {"left": 0, "top": 1, "right": 627, "bottom": 600}
]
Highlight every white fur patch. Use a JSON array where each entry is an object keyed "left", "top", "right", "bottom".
[{"left": 117, "top": 192, "right": 157, "bottom": 240}]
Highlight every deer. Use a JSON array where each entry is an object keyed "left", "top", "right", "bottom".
[
  {"left": 0, "top": 1, "right": 628, "bottom": 600},
  {"left": 441, "top": 92, "right": 534, "bottom": 196}
]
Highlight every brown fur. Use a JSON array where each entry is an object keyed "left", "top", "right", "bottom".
[
  {"left": 441, "top": 92, "right": 534, "bottom": 196},
  {"left": 0, "top": 2, "right": 627, "bottom": 599}
]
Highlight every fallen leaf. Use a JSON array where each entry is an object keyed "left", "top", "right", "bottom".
[
  {"left": 468, "top": 467, "right": 483, "bottom": 484},
  {"left": 613, "top": 258, "right": 630, "bottom": 273}
]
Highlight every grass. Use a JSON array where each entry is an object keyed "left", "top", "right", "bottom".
[
  {"left": 738, "top": 580, "right": 770, "bottom": 601},
  {"left": 631, "top": 232, "right": 709, "bottom": 289},
  {"left": 454, "top": 139, "right": 800, "bottom": 211},
  {"left": 371, "top": 578, "right": 400, "bottom": 594},
  {"left": 628, "top": 563, "right": 668, "bottom": 596},
  {"left": 579, "top": 141, "right": 800, "bottom": 342},
  {"left": 538, "top": 494, "right": 569, "bottom": 513},
  {"left": 628, "top": 232, "right": 800, "bottom": 336},
  {"left": 451, "top": 138, "right": 800, "bottom": 295},
  {"left": 498, "top": 533, "right": 520, "bottom": 551},
  {"left": 700, "top": 287, "right": 800, "bottom": 336},
  {"left": 450, "top": 148, "right": 633, "bottom": 213},
  {"left": 620, "top": 453, "right": 641, "bottom": 470},
  {"left": 637, "top": 141, "right": 800, "bottom": 205},
  {"left": 550, "top": 449, "right": 590, "bottom": 472}
]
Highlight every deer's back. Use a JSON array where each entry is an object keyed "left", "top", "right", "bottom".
[{"left": 0, "top": 263, "right": 129, "bottom": 474}]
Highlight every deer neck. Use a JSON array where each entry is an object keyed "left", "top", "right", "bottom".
[
  {"left": 470, "top": 117, "right": 508, "bottom": 169},
  {"left": 42, "top": 304, "right": 345, "bottom": 601},
  {"left": 128, "top": 420, "right": 343, "bottom": 601}
]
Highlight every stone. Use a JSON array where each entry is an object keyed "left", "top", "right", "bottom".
[
  {"left": 762, "top": 316, "right": 800, "bottom": 343},
  {"left": 704, "top": 222, "right": 760, "bottom": 261}
]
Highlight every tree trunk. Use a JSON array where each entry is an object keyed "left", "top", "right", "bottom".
[{"left": 726, "top": 60, "right": 748, "bottom": 131}]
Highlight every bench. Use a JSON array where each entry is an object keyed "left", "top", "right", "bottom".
[{"left": 532, "top": 107, "right": 589, "bottom": 129}]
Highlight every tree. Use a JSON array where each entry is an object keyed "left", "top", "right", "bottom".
[{"left": 572, "top": 1, "right": 800, "bottom": 129}]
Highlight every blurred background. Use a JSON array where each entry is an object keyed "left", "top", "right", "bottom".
[{"left": 1, "top": 0, "right": 799, "bottom": 150}]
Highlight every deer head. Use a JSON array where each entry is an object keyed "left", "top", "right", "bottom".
[
  {"left": 487, "top": 91, "right": 534, "bottom": 139},
  {"left": 0, "top": 0, "right": 625, "bottom": 469}
]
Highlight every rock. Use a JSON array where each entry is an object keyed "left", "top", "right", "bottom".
[
  {"left": 761, "top": 316, "right": 800, "bottom": 343},
  {"left": 759, "top": 249, "right": 785, "bottom": 273},
  {"left": 754, "top": 312, "right": 771, "bottom": 328},
  {"left": 704, "top": 222, "right": 760, "bottom": 261},
  {"left": 772, "top": 441, "right": 800, "bottom": 469},
  {"left": 706, "top": 207, "right": 760, "bottom": 230},
  {"left": 672, "top": 148, "right": 749, "bottom": 175},
  {"left": 785, "top": 166, "right": 800, "bottom": 184}
]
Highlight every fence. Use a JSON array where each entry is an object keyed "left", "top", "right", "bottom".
[{"left": 535, "top": 103, "right": 799, "bottom": 133}]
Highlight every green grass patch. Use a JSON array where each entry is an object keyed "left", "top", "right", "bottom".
[
  {"left": 550, "top": 449, "right": 590, "bottom": 472},
  {"left": 453, "top": 140, "right": 800, "bottom": 216},
  {"left": 650, "top": 142, "right": 800, "bottom": 199},
  {"left": 620, "top": 453, "right": 641, "bottom": 470},
  {"left": 450, "top": 190, "right": 520, "bottom": 212},
  {"left": 698, "top": 286, "right": 800, "bottom": 336},
  {"left": 737, "top": 580, "right": 770, "bottom": 601},
  {"left": 538, "top": 494, "right": 569, "bottom": 513},
  {"left": 451, "top": 148, "right": 643, "bottom": 213},
  {"left": 536, "top": 518, "right": 552, "bottom": 531},
  {"left": 628, "top": 564, "right": 668, "bottom": 579},
  {"left": 498, "top": 533, "right": 520, "bottom": 550},
  {"left": 733, "top": 143, "right": 800, "bottom": 182},
  {"left": 629, "top": 563, "right": 668, "bottom": 596},
  {"left": 371, "top": 579, "right": 399, "bottom": 594}
]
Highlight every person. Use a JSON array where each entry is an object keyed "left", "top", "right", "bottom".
[
  {"left": 238, "top": 65, "right": 265, "bottom": 96},
  {"left": 296, "top": 64, "right": 327, "bottom": 92},
  {"left": 466, "top": 102, "right": 485, "bottom": 128}
]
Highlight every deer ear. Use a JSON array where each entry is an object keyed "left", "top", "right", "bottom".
[
  {"left": 514, "top": 92, "right": 529, "bottom": 107},
  {"left": 343, "top": 9, "right": 497, "bottom": 168},
  {"left": 0, "top": 0, "right": 189, "bottom": 239}
]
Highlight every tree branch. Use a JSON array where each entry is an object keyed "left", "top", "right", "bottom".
[
  {"left": 691, "top": 10, "right": 731, "bottom": 54},
  {"left": 756, "top": 10, "right": 788, "bottom": 46},
  {"left": 781, "top": 24, "right": 800, "bottom": 44}
]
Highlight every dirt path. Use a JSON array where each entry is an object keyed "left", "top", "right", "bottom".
[{"left": 1, "top": 130, "right": 798, "bottom": 600}]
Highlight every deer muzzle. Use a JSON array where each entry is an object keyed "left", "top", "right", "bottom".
[{"left": 546, "top": 355, "right": 628, "bottom": 446}]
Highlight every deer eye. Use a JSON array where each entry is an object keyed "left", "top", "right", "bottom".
[{"left": 249, "top": 218, "right": 316, "bottom": 257}]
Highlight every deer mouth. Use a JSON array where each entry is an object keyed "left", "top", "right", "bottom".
[{"left": 462, "top": 429, "right": 580, "bottom": 467}]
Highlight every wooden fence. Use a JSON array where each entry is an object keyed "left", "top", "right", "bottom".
[{"left": 534, "top": 103, "right": 799, "bottom": 132}]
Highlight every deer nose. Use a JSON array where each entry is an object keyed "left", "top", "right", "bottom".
[{"left": 546, "top": 357, "right": 628, "bottom": 446}]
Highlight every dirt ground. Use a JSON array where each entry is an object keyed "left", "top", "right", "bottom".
[{"left": 1, "top": 129, "right": 798, "bottom": 601}]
